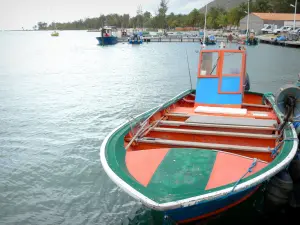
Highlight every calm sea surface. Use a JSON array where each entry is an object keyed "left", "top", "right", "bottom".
[{"left": 1, "top": 31, "right": 300, "bottom": 225}]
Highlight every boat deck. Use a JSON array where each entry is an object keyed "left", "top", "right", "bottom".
[
  {"left": 117, "top": 92, "right": 284, "bottom": 203},
  {"left": 125, "top": 147, "right": 267, "bottom": 203}
]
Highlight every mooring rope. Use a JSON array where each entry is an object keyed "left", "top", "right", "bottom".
[
  {"left": 269, "top": 138, "right": 298, "bottom": 158},
  {"left": 229, "top": 158, "right": 257, "bottom": 195}
]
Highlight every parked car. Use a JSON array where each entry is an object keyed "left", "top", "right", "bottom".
[
  {"left": 273, "top": 26, "right": 292, "bottom": 34},
  {"left": 261, "top": 24, "right": 276, "bottom": 34},
  {"left": 290, "top": 27, "right": 300, "bottom": 34}
]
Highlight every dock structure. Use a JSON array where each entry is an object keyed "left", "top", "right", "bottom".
[
  {"left": 117, "top": 37, "right": 237, "bottom": 43},
  {"left": 257, "top": 36, "right": 300, "bottom": 48}
]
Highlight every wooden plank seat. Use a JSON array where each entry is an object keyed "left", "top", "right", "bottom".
[
  {"left": 242, "top": 103, "right": 272, "bottom": 108},
  {"left": 186, "top": 115, "right": 277, "bottom": 128},
  {"left": 151, "top": 127, "right": 279, "bottom": 139},
  {"left": 158, "top": 120, "right": 277, "bottom": 131},
  {"left": 136, "top": 138, "right": 271, "bottom": 153}
]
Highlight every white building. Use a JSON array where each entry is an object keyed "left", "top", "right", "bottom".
[{"left": 240, "top": 13, "right": 300, "bottom": 33}]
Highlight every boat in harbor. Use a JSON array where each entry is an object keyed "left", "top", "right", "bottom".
[
  {"left": 205, "top": 34, "right": 217, "bottom": 45},
  {"left": 128, "top": 32, "right": 143, "bottom": 44},
  {"left": 96, "top": 26, "right": 118, "bottom": 46},
  {"left": 100, "top": 48, "right": 300, "bottom": 223},
  {"left": 243, "top": 0, "right": 258, "bottom": 46},
  {"left": 51, "top": 31, "right": 59, "bottom": 37},
  {"left": 51, "top": 22, "right": 59, "bottom": 37},
  {"left": 201, "top": 4, "right": 216, "bottom": 46}
]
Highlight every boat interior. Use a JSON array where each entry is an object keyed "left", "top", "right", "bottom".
[{"left": 122, "top": 49, "right": 282, "bottom": 198}]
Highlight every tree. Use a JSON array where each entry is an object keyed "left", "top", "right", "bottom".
[
  {"left": 37, "top": 22, "right": 48, "bottom": 30},
  {"left": 99, "top": 14, "right": 106, "bottom": 28},
  {"left": 187, "top": 9, "right": 201, "bottom": 28},
  {"left": 35, "top": 0, "right": 299, "bottom": 31},
  {"left": 157, "top": 0, "right": 169, "bottom": 29},
  {"left": 143, "top": 11, "right": 152, "bottom": 20},
  {"left": 122, "top": 14, "right": 130, "bottom": 28},
  {"left": 143, "top": 11, "right": 152, "bottom": 28},
  {"left": 136, "top": 5, "right": 144, "bottom": 28},
  {"left": 217, "top": 14, "right": 228, "bottom": 28},
  {"left": 206, "top": 7, "right": 226, "bottom": 29},
  {"left": 271, "top": 0, "right": 300, "bottom": 13},
  {"left": 253, "top": 0, "right": 272, "bottom": 12}
]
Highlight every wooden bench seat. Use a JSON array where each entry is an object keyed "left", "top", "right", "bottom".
[
  {"left": 136, "top": 138, "right": 271, "bottom": 153},
  {"left": 186, "top": 115, "right": 277, "bottom": 128},
  {"left": 158, "top": 120, "right": 277, "bottom": 131},
  {"left": 152, "top": 127, "right": 278, "bottom": 139}
]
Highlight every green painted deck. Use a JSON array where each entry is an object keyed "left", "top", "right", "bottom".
[{"left": 147, "top": 149, "right": 217, "bottom": 202}]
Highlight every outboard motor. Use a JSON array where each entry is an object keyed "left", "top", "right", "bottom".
[
  {"left": 264, "top": 84, "right": 300, "bottom": 211},
  {"left": 275, "top": 84, "right": 300, "bottom": 131}
]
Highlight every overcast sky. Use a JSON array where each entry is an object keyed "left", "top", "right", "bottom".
[{"left": 0, "top": 0, "right": 213, "bottom": 30}]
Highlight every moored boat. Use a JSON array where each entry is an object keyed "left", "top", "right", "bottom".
[
  {"left": 205, "top": 35, "right": 216, "bottom": 45},
  {"left": 96, "top": 26, "right": 118, "bottom": 46},
  {"left": 51, "top": 31, "right": 59, "bottom": 37},
  {"left": 51, "top": 22, "right": 59, "bottom": 37},
  {"left": 245, "top": 32, "right": 258, "bottom": 46},
  {"left": 100, "top": 48, "right": 299, "bottom": 223},
  {"left": 128, "top": 33, "right": 143, "bottom": 44}
]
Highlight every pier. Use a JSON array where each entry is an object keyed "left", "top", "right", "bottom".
[
  {"left": 117, "top": 37, "right": 237, "bottom": 43},
  {"left": 257, "top": 36, "right": 300, "bottom": 48}
]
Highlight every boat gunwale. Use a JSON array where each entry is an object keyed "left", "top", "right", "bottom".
[{"left": 99, "top": 90, "right": 298, "bottom": 211}]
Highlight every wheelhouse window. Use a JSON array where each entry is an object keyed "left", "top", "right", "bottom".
[
  {"left": 200, "top": 52, "right": 219, "bottom": 76},
  {"left": 222, "top": 52, "right": 243, "bottom": 76}
]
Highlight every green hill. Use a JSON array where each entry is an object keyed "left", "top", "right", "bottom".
[{"left": 201, "top": 0, "right": 248, "bottom": 11}]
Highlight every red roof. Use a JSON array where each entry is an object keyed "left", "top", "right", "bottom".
[{"left": 252, "top": 13, "right": 300, "bottom": 21}]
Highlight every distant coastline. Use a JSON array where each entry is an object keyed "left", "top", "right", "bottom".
[{"left": 33, "top": 0, "right": 297, "bottom": 31}]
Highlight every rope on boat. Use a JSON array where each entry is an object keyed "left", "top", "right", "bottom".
[
  {"left": 229, "top": 158, "right": 257, "bottom": 194},
  {"left": 269, "top": 138, "right": 298, "bottom": 158}
]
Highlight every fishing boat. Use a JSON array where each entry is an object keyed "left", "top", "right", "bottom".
[
  {"left": 128, "top": 32, "right": 143, "bottom": 44},
  {"left": 100, "top": 48, "right": 300, "bottom": 223},
  {"left": 201, "top": 4, "right": 216, "bottom": 46},
  {"left": 51, "top": 22, "right": 59, "bottom": 37},
  {"left": 205, "top": 35, "right": 217, "bottom": 45},
  {"left": 244, "top": 0, "right": 258, "bottom": 46},
  {"left": 96, "top": 26, "right": 118, "bottom": 46},
  {"left": 51, "top": 31, "right": 59, "bottom": 37}
]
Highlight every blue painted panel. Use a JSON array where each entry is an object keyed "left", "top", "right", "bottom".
[
  {"left": 195, "top": 78, "right": 219, "bottom": 104},
  {"left": 221, "top": 77, "right": 241, "bottom": 93},
  {"left": 195, "top": 78, "right": 242, "bottom": 105},
  {"left": 96, "top": 36, "right": 118, "bottom": 45},
  {"left": 165, "top": 187, "right": 257, "bottom": 222}
]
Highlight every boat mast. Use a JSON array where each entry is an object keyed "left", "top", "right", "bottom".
[
  {"left": 246, "top": 0, "right": 250, "bottom": 38},
  {"left": 203, "top": 4, "right": 208, "bottom": 43}
]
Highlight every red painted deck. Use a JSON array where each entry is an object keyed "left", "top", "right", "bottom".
[
  {"left": 125, "top": 148, "right": 170, "bottom": 186},
  {"left": 205, "top": 152, "right": 267, "bottom": 190}
]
